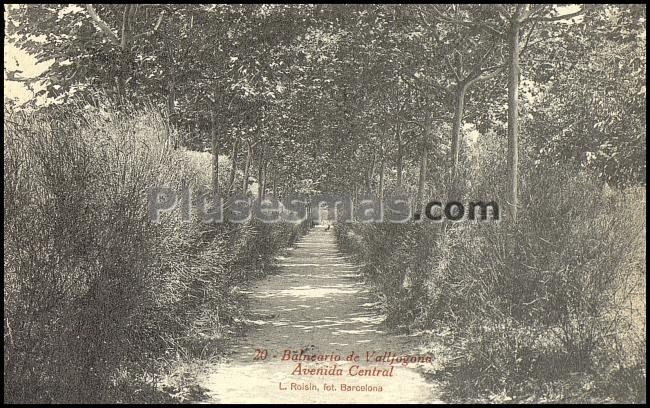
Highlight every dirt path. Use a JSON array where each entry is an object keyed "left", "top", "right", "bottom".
[{"left": 196, "top": 225, "right": 443, "bottom": 403}]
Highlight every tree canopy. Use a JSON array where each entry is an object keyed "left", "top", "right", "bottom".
[{"left": 5, "top": 4, "right": 646, "bottom": 203}]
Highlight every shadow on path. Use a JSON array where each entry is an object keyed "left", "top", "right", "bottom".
[{"left": 196, "top": 225, "right": 443, "bottom": 403}]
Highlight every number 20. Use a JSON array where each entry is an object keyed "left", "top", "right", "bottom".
[{"left": 253, "top": 349, "right": 268, "bottom": 361}]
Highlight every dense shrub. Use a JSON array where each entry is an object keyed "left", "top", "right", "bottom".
[
  {"left": 335, "top": 161, "right": 645, "bottom": 402},
  {"left": 3, "top": 104, "right": 307, "bottom": 403}
]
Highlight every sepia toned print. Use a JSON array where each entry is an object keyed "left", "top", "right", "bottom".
[{"left": 4, "top": 4, "right": 646, "bottom": 404}]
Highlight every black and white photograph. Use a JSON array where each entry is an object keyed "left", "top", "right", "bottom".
[{"left": 3, "top": 3, "right": 646, "bottom": 404}]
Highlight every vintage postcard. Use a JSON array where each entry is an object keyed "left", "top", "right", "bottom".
[{"left": 4, "top": 3, "right": 646, "bottom": 404}]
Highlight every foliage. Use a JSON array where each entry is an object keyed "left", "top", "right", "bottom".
[
  {"left": 3, "top": 104, "right": 307, "bottom": 403},
  {"left": 337, "top": 162, "right": 645, "bottom": 402},
  {"left": 4, "top": 3, "right": 645, "bottom": 403}
]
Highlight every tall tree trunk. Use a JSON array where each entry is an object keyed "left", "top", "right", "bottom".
[
  {"left": 120, "top": 5, "right": 132, "bottom": 50},
  {"left": 261, "top": 160, "right": 270, "bottom": 200},
  {"left": 242, "top": 142, "right": 251, "bottom": 193},
  {"left": 396, "top": 120, "right": 403, "bottom": 189},
  {"left": 228, "top": 138, "right": 239, "bottom": 195},
  {"left": 415, "top": 114, "right": 432, "bottom": 215},
  {"left": 257, "top": 147, "right": 265, "bottom": 206},
  {"left": 415, "top": 145, "right": 429, "bottom": 216},
  {"left": 117, "top": 6, "right": 131, "bottom": 101},
  {"left": 166, "top": 81, "right": 176, "bottom": 149},
  {"left": 272, "top": 173, "right": 277, "bottom": 197},
  {"left": 378, "top": 154, "right": 385, "bottom": 220},
  {"left": 210, "top": 111, "right": 219, "bottom": 196},
  {"left": 449, "top": 82, "right": 467, "bottom": 198},
  {"left": 507, "top": 12, "right": 521, "bottom": 223},
  {"left": 365, "top": 153, "right": 377, "bottom": 194},
  {"left": 378, "top": 152, "right": 385, "bottom": 202},
  {"left": 166, "top": 32, "right": 177, "bottom": 148},
  {"left": 117, "top": 5, "right": 137, "bottom": 105}
]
